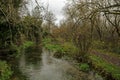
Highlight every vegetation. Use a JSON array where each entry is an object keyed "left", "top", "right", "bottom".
[
  {"left": 0, "top": 0, "right": 120, "bottom": 80},
  {"left": 42, "top": 0, "right": 120, "bottom": 79},
  {"left": 79, "top": 63, "right": 90, "bottom": 72},
  {"left": 0, "top": 61, "right": 12, "bottom": 80},
  {"left": 0, "top": 0, "right": 42, "bottom": 79},
  {"left": 89, "top": 54, "right": 120, "bottom": 80},
  {"left": 43, "top": 38, "right": 78, "bottom": 58}
]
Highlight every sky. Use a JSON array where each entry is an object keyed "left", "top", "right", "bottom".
[{"left": 29, "top": 0, "right": 67, "bottom": 24}]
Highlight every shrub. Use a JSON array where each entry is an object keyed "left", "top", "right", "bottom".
[
  {"left": 112, "top": 46, "right": 120, "bottom": 54},
  {"left": 9, "top": 41, "right": 35, "bottom": 58},
  {"left": 62, "top": 42, "right": 78, "bottom": 57},
  {"left": 0, "top": 61, "right": 12, "bottom": 80},
  {"left": 92, "top": 41, "right": 107, "bottom": 50},
  {"left": 43, "top": 38, "right": 79, "bottom": 58},
  {"left": 21, "top": 41, "right": 35, "bottom": 49},
  {"left": 79, "top": 63, "right": 90, "bottom": 72},
  {"left": 42, "top": 38, "right": 52, "bottom": 45}
]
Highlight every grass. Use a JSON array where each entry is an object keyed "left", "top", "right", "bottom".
[
  {"left": 42, "top": 38, "right": 78, "bottom": 57},
  {"left": 43, "top": 38, "right": 64, "bottom": 52},
  {"left": 43, "top": 38, "right": 120, "bottom": 79},
  {"left": 89, "top": 54, "right": 120, "bottom": 80}
]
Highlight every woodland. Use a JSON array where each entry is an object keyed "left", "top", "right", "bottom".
[{"left": 0, "top": 0, "right": 120, "bottom": 80}]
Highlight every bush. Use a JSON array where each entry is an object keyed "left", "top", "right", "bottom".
[
  {"left": 8, "top": 41, "right": 35, "bottom": 58},
  {"left": 43, "top": 38, "right": 79, "bottom": 58},
  {"left": 43, "top": 38, "right": 66, "bottom": 58},
  {"left": 42, "top": 38, "right": 52, "bottom": 45},
  {"left": 19, "top": 41, "right": 35, "bottom": 53},
  {"left": 79, "top": 63, "right": 90, "bottom": 72},
  {"left": 62, "top": 42, "right": 78, "bottom": 57},
  {"left": 0, "top": 61, "right": 12, "bottom": 80},
  {"left": 112, "top": 46, "right": 120, "bottom": 54},
  {"left": 92, "top": 41, "right": 107, "bottom": 50},
  {"left": 8, "top": 44, "right": 20, "bottom": 58},
  {"left": 20, "top": 41, "right": 35, "bottom": 49}
]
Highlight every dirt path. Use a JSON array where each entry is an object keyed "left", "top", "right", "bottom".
[{"left": 91, "top": 50, "right": 120, "bottom": 67}]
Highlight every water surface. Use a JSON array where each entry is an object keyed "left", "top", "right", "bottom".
[{"left": 19, "top": 49, "right": 103, "bottom": 80}]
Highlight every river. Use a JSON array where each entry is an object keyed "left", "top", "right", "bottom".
[{"left": 19, "top": 49, "right": 103, "bottom": 80}]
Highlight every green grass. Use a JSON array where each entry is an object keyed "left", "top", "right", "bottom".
[
  {"left": 89, "top": 54, "right": 120, "bottom": 80},
  {"left": 61, "top": 42, "right": 78, "bottom": 56},
  {"left": 42, "top": 38, "right": 78, "bottom": 57},
  {"left": 43, "top": 38, "right": 120, "bottom": 79},
  {"left": 43, "top": 38, "right": 64, "bottom": 52}
]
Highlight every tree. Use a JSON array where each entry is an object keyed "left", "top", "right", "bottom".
[
  {"left": 0, "top": 0, "right": 25, "bottom": 48},
  {"left": 44, "top": 9, "right": 56, "bottom": 33}
]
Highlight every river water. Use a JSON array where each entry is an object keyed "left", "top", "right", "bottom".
[{"left": 19, "top": 49, "right": 103, "bottom": 80}]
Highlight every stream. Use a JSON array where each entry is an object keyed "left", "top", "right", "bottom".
[{"left": 19, "top": 49, "right": 104, "bottom": 80}]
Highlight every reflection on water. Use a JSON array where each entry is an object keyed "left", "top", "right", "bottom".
[{"left": 19, "top": 49, "right": 103, "bottom": 80}]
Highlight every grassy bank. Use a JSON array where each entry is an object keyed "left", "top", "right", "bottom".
[
  {"left": 43, "top": 38, "right": 120, "bottom": 80},
  {"left": 89, "top": 54, "right": 120, "bottom": 80},
  {"left": 42, "top": 38, "right": 78, "bottom": 58},
  {"left": 0, "top": 41, "right": 35, "bottom": 80}
]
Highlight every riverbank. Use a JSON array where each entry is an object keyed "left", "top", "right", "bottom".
[
  {"left": 19, "top": 48, "right": 103, "bottom": 80},
  {"left": 43, "top": 38, "right": 120, "bottom": 80},
  {"left": 89, "top": 50, "right": 120, "bottom": 80},
  {"left": 0, "top": 41, "right": 38, "bottom": 80}
]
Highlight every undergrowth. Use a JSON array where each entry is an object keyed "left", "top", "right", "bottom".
[
  {"left": 0, "top": 61, "right": 12, "bottom": 80},
  {"left": 89, "top": 54, "right": 120, "bottom": 80}
]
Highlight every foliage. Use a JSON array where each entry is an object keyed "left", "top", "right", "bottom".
[
  {"left": 79, "top": 63, "right": 90, "bottom": 72},
  {"left": 112, "top": 46, "right": 120, "bottom": 54},
  {"left": 0, "top": 1, "right": 43, "bottom": 80},
  {"left": 92, "top": 40, "right": 120, "bottom": 54},
  {"left": 43, "top": 38, "right": 79, "bottom": 58},
  {"left": 20, "top": 41, "right": 35, "bottom": 49},
  {"left": 6, "top": 41, "right": 35, "bottom": 58},
  {"left": 0, "top": 1, "right": 42, "bottom": 48},
  {"left": 89, "top": 54, "right": 120, "bottom": 80},
  {"left": 61, "top": 42, "right": 78, "bottom": 57},
  {"left": 8, "top": 44, "right": 20, "bottom": 58},
  {"left": 18, "top": 41, "right": 36, "bottom": 55},
  {"left": 0, "top": 61, "right": 12, "bottom": 80},
  {"left": 92, "top": 41, "right": 107, "bottom": 50},
  {"left": 43, "top": 38, "right": 64, "bottom": 52},
  {"left": 22, "top": 14, "right": 42, "bottom": 44}
]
